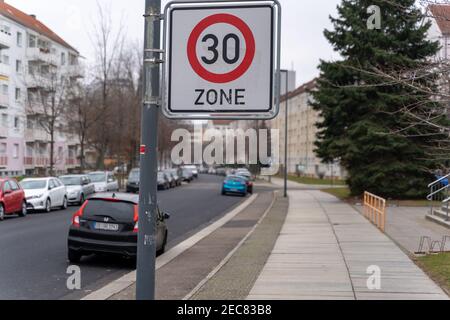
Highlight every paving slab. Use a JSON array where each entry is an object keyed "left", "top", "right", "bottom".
[{"left": 248, "top": 190, "right": 448, "bottom": 300}]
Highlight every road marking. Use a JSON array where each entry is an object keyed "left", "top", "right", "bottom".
[
  {"left": 81, "top": 193, "right": 258, "bottom": 300},
  {"left": 183, "top": 191, "right": 276, "bottom": 300}
]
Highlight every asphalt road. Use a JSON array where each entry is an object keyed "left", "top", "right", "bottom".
[{"left": 0, "top": 174, "right": 245, "bottom": 300}]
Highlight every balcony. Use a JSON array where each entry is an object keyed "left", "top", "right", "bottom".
[
  {"left": 26, "top": 47, "right": 58, "bottom": 65},
  {"left": 66, "top": 158, "right": 80, "bottom": 168},
  {"left": 0, "top": 30, "right": 11, "bottom": 50},
  {"left": 66, "top": 65, "right": 84, "bottom": 79},
  {"left": 0, "top": 126, "right": 7, "bottom": 138},
  {"left": 25, "top": 129, "right": 49, "bottom": 142},
  {"left": 24, "top": 156, "right": 49, "bottom": 168},
  {"left": 0, "top": 63, "right": 10, "bottom": 78},
  {"left": 0, "top": 93, "right": 9, "bottom": 109},
  {"left": 0, "top": 155, "right": 7, "bottom": 167},
  {"left": 26, "top": 74, "right": 50, "bottom": 90}
]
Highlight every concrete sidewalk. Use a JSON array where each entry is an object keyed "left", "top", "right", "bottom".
[{"left": 248, "top": 190, "right": 448, "bottom": 300}]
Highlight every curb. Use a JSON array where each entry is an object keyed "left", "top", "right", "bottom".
[{"left": 81, "top": 194, "right": 258, "bottom": 300}]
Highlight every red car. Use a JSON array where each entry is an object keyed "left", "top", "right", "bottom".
[{"left": 0, "top": 178, "right": 27, "bottom": 220}]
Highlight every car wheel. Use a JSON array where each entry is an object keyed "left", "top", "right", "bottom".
[
  {"left": 45, "top": 199, "right": 52, "bottom": 213},
  {"left": 0, "top": 204, "right": 4, "bottom": 221},
  {"left": 79, "top": 194, "right": 85, "bottom": 206},
  {"left": 61, "top": 197, "right": 68, "bottom": 210},
  {"left": 68, "top": 249, "right": 82, "bottom": 263},
  {"left": 221, "top": 190, "right": 226, "bottom": 195},
  {"left": 18, "top": 202, "right": 27, "bottom": 217}
]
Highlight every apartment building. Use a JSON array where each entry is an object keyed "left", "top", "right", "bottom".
[
  {"left": 0, "top": 1, "right": 82, "bottom": 177},
  {"left": 428, "top": 4, "right": 450, "bottom": 61},
  {"left": 268, "top": 79, "right": 346, "bottom": 179}
]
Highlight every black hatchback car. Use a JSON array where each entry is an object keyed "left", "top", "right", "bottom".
[{"left": 67, "top": 193, "right": 169, "bottom": 263}]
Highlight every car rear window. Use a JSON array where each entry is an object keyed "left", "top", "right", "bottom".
[{"left": 83, "top": 199, "right": 135, "bottom": 221}]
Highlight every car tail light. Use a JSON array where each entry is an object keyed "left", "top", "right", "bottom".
[
  {"left": 133, "top": 205, "right": 139, "bottom": 233},
  {"left": 72, "top": 201, "right": 88, "bottom": 227}
]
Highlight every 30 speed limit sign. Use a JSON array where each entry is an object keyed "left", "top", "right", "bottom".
[{"left": 162, "top": 0, "right": 281, "bottom": 120}]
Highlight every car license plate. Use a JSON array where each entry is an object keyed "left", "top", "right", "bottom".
[
  {"left": 95, "top": 222, "right": 119, "bottom": 231},
  {"left": 231, "top": 188, "right": 239, "bottom": 192}
]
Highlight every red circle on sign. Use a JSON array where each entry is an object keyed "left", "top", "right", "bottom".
[{"left": 187, "top": 13, "right": 256, "bottom": 84}]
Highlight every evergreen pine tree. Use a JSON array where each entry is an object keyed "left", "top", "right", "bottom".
[{"left": 312, "top": 0, "right": 448, "bottom": 198}]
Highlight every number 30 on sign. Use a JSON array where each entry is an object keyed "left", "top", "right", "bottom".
[{"left": 162, "top": 0, "right": 281, "bottom": 120}]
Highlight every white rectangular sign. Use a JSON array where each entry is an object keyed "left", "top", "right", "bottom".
[{"left": 163, "top": 0, "right": 281, "bottom": 120}]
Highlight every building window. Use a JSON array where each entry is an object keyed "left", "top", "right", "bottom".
[
  {"left": 13, "top": 144, "right": 19, "bottom": 159},
  {"left": 0, "top": 142, "right": 6, "bottom": 154},
  {"left": 14, "top": 116, "right": 19, "bottom": 129},
  {"left": 16, "top": 60, "right": 22, "bottom": 73},
  {"left": 2, "top": 84, "right": 8, "bottom": 95},
  {"left": 28, "top": 34, "right": 36, "bottom": 48},
  {"left": 69, "top": 53, "right": 78, "bottom": 66},
  {"left": 17, "top": 32, "right": 22, "bottom": 47},
  {"left": 1, "top": 113, "right": 7, "bottom": 126},
  {"left": 2, "top": 55, "right": 9, "bottom": 65},
  {"left": 61, "top": 52, "right": 66, "bottom": 66},
  {"left": 15, "top": 88, "right": 21, "bottom": 101}
]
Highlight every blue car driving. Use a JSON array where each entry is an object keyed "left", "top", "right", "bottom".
[{"left": 222, "top": 175, "right": 248, "bottom": 196}]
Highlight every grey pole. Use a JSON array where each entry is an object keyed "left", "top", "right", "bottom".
[
  {"left": 136, "top": 0, "right": 161, "bottom": 300},
  {"left": 282, "top": 70, "right": 289, "bottom": 198}
]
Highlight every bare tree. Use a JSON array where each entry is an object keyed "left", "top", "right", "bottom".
[
  {"left": 88, "top": 1, "right": 125, "bottom": 169},
  {"left": 26, "top": 63, "right": 72, "bottom": 175}
]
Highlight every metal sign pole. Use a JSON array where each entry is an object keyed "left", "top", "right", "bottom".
[
  {"left": 281, "top": 69, "right": 289, "bottom": 198},
  {"left": 137, "top": 0, "right": 161, "bottom": 300}
]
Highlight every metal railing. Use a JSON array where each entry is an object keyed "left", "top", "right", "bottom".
[
  {"left": 427, "top": 173, "right": 450, "bottom": 216},
  {"left": 363, "top": 192, "right": 386, "bottom": 232}
]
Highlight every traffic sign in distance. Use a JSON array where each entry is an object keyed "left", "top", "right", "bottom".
[{"left": 163, "top": 0, "right": 281, "bottom": 120}]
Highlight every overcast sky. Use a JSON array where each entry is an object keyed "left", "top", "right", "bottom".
[{"left": 7, "top": 0, "right": 341, "bottom": 86}]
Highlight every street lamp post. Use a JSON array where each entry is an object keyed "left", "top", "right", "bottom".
[
  {"left": 136, "top": 0, "right": 161, "bottom": 300},
  {"left": 281, "top": 70, "right": 289, "bottom": 198}
]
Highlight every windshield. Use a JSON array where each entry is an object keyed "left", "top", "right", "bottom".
[
  {"left": 21, "top": 180, "right": 47, "bottom": 190},
  {"left": 129, "top": 170, "right": 140, "bottom": 182},
  {"left": 60, "top": 177, "right": 81, "bottom": 186},
  {"left": 226, "top": 176, "right": 246, "bottom": 183},
  {"left": 88, "top": 173, "right": 106, "bottom": 183}
]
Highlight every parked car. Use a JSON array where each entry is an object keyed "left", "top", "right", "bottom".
[
  {"left": 59, "top": 175, "right": 95, "bottom": 205},
  {"left": 183, "top": 165, "right": 199, "bottom": 178},
  {"left": 164, "top": 170, "right": 178, "bottom": 188},
  {"left": 222, "top": 175, "right": 248, "bottom": 196},
  {"left": 235, "top": 174, "right": 254, "bottom": 194},
  {"left": 157, "top": 172, "right": 171, "bottom": 190},
  {"left": 88, "top": 172, "right": 119, "bottom": 193},
  {"left": 126, "top": 168, "right": 140, "bottom": 193},
  {"left": 21, "top": 177, "right": 68, "bottom": 212},
  {"left": 0, "top": 178, "right": 27, "bottom": 220},
  {"left": 181, "top": 168, "right": 194, "bottom": 183},
  {"left": 168, "top": 169, "right": 182, "bottom": 186},
  {"left": 67, "top": 193, "right": 170, "bottom": 262},
  {"left": 208, "top": 167, "right": 217, "bottom": 175},
  {"left": 216, "top": 167, "right": 227, "bottom": 176}
]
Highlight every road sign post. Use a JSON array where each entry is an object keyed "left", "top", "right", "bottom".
[
  {"left": 162, "top": 0, "right": 281, "bottom": 120},
  {"left": 136, "top": 0, "right": 161, "bottom": 300},
  {"left": 136, "top": 0, "right": 281, "bottom": 300}
]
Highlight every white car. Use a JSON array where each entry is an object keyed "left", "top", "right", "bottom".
[
  {"left": 59, "top": 174, "right": 96, "bottom": 205},
  {"left": 20, "top": 177, "right": 68, "bottom": 212},
  {"left": 88, "top": 171, "right": 119, "bottom": 193},
  {"left": 183, "top": 165, "right": 199, "bottom": 178}
]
